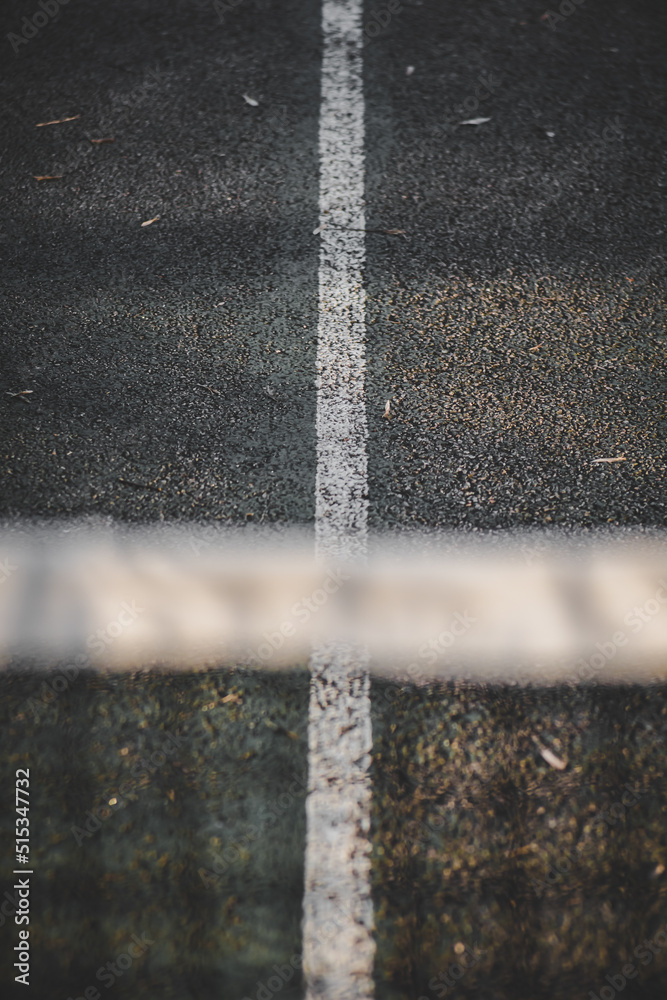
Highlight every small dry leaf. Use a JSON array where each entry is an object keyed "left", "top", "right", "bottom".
[
  {"left": 33, "top": 175, "right": 63, "bottom": 181},
  {"left": 540, "top": 746, "right": 567, "bottom": 770},
  {"left": 591, "top": 455, "right": 626, "bottom": 464},
  {"left": 35, "top": 115, "right": 80, "bottom": 127},
  {"left": 91, "top": 137, "right": 115, "bottom": 144},
  {"left": 141, "top": 215, "right": 160, "bottom": 227},
  {"left": 459, "top": 117, "right": 491, "bottom": 126},
  {"left": 383, "top": 400, "right": 391, "bottom": 419},
  {"left": 532, "top": 735, "right": 566, "bottom": 770},
  {"left": 221, "top": 692, "right": 242, "bottom": 704},
  {"left": 242, "top": 94, "right": 259, "bottom": 107}
]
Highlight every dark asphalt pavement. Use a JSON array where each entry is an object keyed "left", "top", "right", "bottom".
[
  {"left": 2, "top": 0, "right": 321, "bottom": 524},
  {"left": 1, "top": 0, "right": 665, "bottom": 529},
  {"left": 363, "top": 0, "right": 666, "bottom": 531},
  {"left": 1, "top": 0, "right": 666, "bottom": 998}
]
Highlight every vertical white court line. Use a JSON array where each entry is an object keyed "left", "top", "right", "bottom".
[{"left": 302, "top": 0, "right": 375, "bottom": 998}]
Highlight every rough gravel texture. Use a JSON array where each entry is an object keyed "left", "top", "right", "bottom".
[
  {"left": 0, "top": 0, "right": 665, "bottom": 996},
  {"left": 0, "top": 667, "right": 309, "bottom": 1000},
  {"left": 370, "top": 679, "right": 667, "bottom": 1000}
]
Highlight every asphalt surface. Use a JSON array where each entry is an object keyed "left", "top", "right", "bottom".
[
  {"left": 1, "top": 0, "right": 666, "bottom": 998},
  {"left": 1, "top": 0, "right": 322, "bottom": 524},
  {"left": 362, "top": 0, "right": 666, "bottom": 532}
]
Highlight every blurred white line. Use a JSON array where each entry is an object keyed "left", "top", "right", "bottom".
[
  {"left": 303, "top": 0, "right": 375, "bottom": 996},
  {"left": 1, "top": 528, "right": 666, "bottom": 684}
]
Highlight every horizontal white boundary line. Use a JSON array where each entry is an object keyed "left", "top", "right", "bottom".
[{"left": 1, "top": 531, "right": 667, "bottom": 683}]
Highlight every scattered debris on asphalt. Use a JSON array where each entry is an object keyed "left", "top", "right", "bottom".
[
  {"left": 141, "top": 215, "right": 160, "bottom": 227},
  {"left": 33, "top": 174, "right": 63, "bottom": 181},
  {"left": 532, "top": 735, "right": 567, "bottom": 770},
  {"left": 591, "top": 456, "right": 627, "bottom": 464},
  {"left": 242, "top": 94, "right": 259, "bottom": 106},
  {"left": 264, "top": 718, "right": 299, "bottom": 739},
  {"left": 459, "top": 117, "right": 491, "bottom": 126},
  {"left": 383, "top": 400, "right": 391, "bottom": 419},
  {"left": 406, "top": 65, "right": 415, "bottom": 76},
  {"left": 90, "top": 137, "right": 115, "bottom": 144},
  {"left": 221, "top": 691, "right": 243, "bottom": 705},
  {"left": 5, "top": 390, "right": 33, "bottom": 403},
  {"left": 35, "top": 115, "right": 80, "bottom": 127}
]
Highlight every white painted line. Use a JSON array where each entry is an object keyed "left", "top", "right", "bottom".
[{"left": 302, "top": 0, "right": 375, "bottom": 997}]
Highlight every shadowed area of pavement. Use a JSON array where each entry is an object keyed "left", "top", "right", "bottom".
[{"left": 0, "top": 668, "right": 309, "bottom": 1000}]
